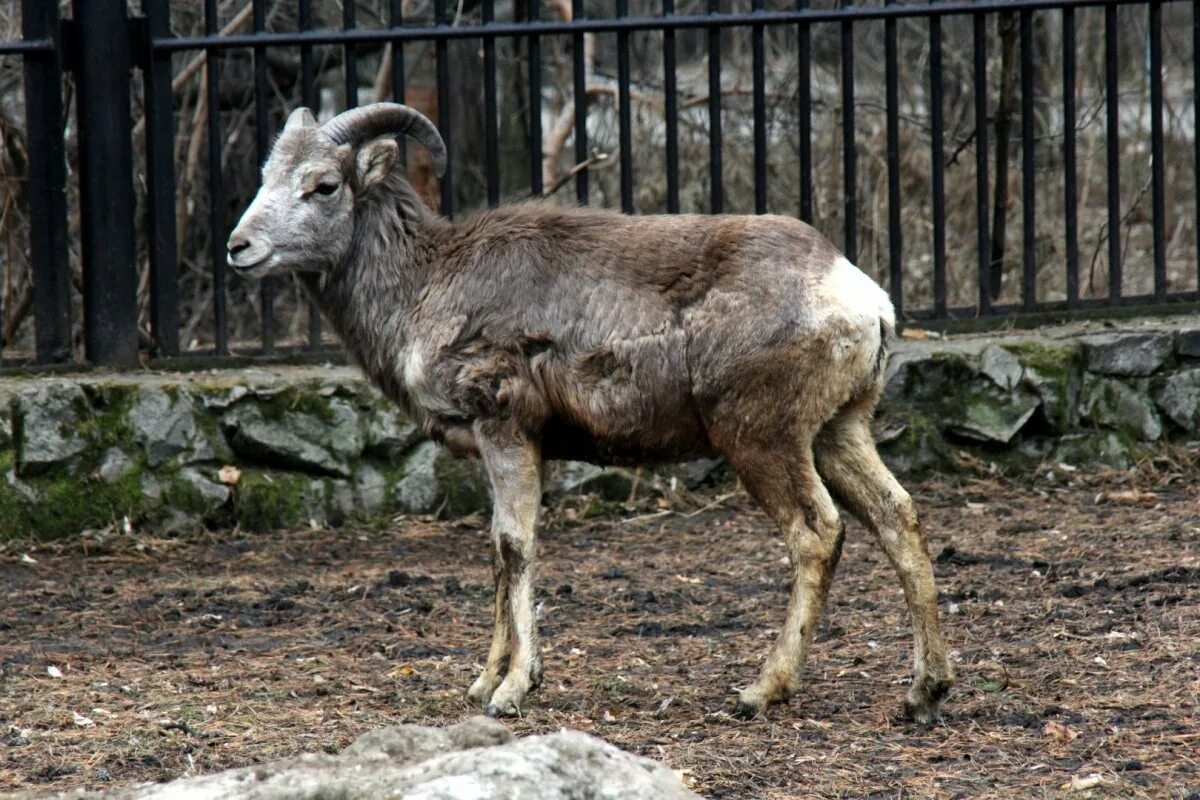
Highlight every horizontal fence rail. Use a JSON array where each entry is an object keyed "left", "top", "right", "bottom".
[{"left": 0, "top": 0, "right": 1197, "bottom": 370}]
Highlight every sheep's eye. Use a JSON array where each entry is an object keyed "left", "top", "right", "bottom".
[{"left": 314, "top": 181, "right": 339, "bottom": 196}]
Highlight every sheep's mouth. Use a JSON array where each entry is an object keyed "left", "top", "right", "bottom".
[{"left": 228, "top": 252, "right": 275, "bottom": 277}]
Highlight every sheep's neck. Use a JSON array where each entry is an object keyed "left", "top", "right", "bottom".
[{"left": 309, "top": 173, "right": 442, "bottom": 406}]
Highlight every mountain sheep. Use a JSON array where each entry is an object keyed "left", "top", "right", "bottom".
[{"left": 227, "top": 103, "right": 954, "bottom": 721}]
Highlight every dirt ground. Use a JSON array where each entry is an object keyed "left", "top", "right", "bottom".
[{"left": 1, "top": 462, "right": 1198, "bottom": 799}]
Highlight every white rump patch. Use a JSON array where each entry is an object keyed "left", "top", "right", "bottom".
[{"left": 822, "top": 256, "right": 896, "bottom": 329}]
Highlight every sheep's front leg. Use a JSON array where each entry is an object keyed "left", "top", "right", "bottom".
[{"left": 474, "top": 422, "right": 543, "bottom": 717}]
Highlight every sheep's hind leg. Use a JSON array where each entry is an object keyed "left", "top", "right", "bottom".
[
  {"left": 467, "top": 535, "right": 512, "bottom": 707},
  {"left": 474, "top": 422, "right": 544, "bottom": 717},
  {"left": 730, "top": 445, "right": 845, "bottom": 719},
  {"left": 814, "top": 411, "right": 954, "bottom": 724}
]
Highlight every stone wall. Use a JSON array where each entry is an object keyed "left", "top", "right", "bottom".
[
  {"left": 877, "top": 319, "right": 1200, "bottom": 474},
  {"left": 1, "top": 317, "right": 1197, "bottom": 538}
]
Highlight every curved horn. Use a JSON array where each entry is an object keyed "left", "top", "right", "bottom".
[{"left": 321, "top": 103, "right": 447, "bottom": 177}]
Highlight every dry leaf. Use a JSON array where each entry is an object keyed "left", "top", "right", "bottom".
[
  {"left": 1100, "top": 489, "right": 1155, "bottom": 505},
  {"left": 1061, "top": 773, "right": 1108, "bottom": 792},
  {"left": 218, "top": 465, "right": 242, "bottom": 485},
  {"left": 1043, "top": 720, "right": 1078, "bottom": 745}
]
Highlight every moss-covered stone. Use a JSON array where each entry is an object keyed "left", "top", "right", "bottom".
[
  {"left": 0, "top": 466, "right": 146, "bottom": 539},
  {"left": 395, "top": 441, "right": 490, "bottom": 517},
  {"left": 1050, "top": 431, "right": 1135, "bottom": 470},
  {"left": 1079, "top": 375, "right": 1163, "bottom": 442},
  {"left": 130, "top": 386, "right": 228, "bottom": 467},
  {"left": 233, "top": 470, "right": 313, "bottom": 531},
  {"left": 1154, "top": 369, "right": 1200, "bottom": 433},
  {"left": 1004, "top": 341, "right": 1083, "bottom": 432},
  {"left": 435, "top": 455, "right": 491, "bottom": 517},
  {"left": 877, "top": 413, "right": 951, "bottom": 476},
  {"left": 14, "top": 382, "right": 91, "bottom": 476}
]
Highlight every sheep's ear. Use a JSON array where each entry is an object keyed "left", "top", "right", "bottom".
[{"left": 355, "top": 139, "right": 398, "bottom": 191}]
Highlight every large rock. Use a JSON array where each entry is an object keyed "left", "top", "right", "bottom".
[
  {"left": 39, "top": 717, "right": 699, "bottom": 800},
  {"left": 222, "top": 397, "right": 363, "bottom": 477},
  {"left": 15, "top": 383, "right": 89, "bottom": 474},
  {"left": 555, "top": 461, "right": 638, "bottom": 501},
  {"left": 1051, "top": 431, "right": 1133, "bottom": 470},
  {"left": 397, "top": 441, "right": 490, "bottom": 516},
  {"left": 943, "top": 387, "right": 1040, "bottom": 445},
  {"left": 1177, "top": 329, "right": 1200, "bottom": 358},
  {"left": 0, "top": 394, "right": 12, "bottom": 449},
  {"left": 1082, "top": 332, "right": 1174, "bottom": 377},
  {"left": 130, "top": 387, "right": 224, "bottom": 467},
  {"left": 979, "top": 345, "right": 1023, "bottom": 391},
  {"left": 1155, "top": 369, "right": 1200, "bottom": 433},
  {"left": 1079, "top": 376, "right": 1162, "bottom": 441},
  {"left": 1008, "top": 341, "right": 1082, "bottom": 431},
  {"left": 364, "top": 404, "right": 422, "bottom": 460}
]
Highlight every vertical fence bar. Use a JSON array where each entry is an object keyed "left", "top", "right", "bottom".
[
  {"left": 1148, "top": 0, "right": 1165, "bottom": 299},
  {"left": 1063, "top": 6, "right": 1079, "bottom": 308},
  {"left": 1195, "top": 1, "right": 1200, "bottom": 293},
  {"left": 529, "top": 0, "right": 543, "bottom": 196},
  {"left": 300, "top": 0, "right": 321, "bottom": 349},
  {"left": 435, "top": 0, "right": 454, "bottom": 215},
  {"left": 572, "top": 0, "right": 589, "bottom": 205},
  {"left": 840, "top": 0, "right": 856, "bottom": 262},
  {"left": 483, "top": 0, "right": 500, "bottom": 207},
  {"left": 884, "top": 0, "right": 901, "bottom": 320},
  {"left": 143, "top": 0, "right": 180, "bottom": 357},
  {"left": 22, "top": 0, "right": 71, "bottom": 363},
  {"left": 1104, "top": 3, "right": 1121, "bottom": 302},
  {"left": 752, "top": 0, "right": 767, "bottom": 214},
  {"left": 74, "top": 0, "right": 140, "bottom": 366},
  {"left": 1020, "top": 9, "right": 1035, "bottom": 311},
  {"left": 973, "top": 11, "right": 991, "bottom": 315},
  {"left": 617, "top": 0, "right": 634, "bottom": 213},
  {"left": 204, "top": 0, "right": 228, "bottom": 354},
  {"left": 390, "top": 0, "right": 406, "bottom": 168},
  {"left": 299, "top": 0, "right": 316, "bottom": 110},
  {"left": 253, "top": 0, "right": 274, "bottom": 353},
  {"left": 797, "top": 0, "right": 812, "bottom": 222},
  {"left": 663, "top": 0, "right": 680, "bottom": 213},
  {"left": 707, "top": 0, "right": 723, "bottom": 214},
  {"left": 343, "top": 0, "right": 358, "bottom": 108},
  {"left": 930, "top": 10, "right": 947, "bottom": 318}
]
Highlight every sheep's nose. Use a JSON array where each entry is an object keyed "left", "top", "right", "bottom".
[
  {"left": 226, "top": 232, "right": 271, "bottom": 270},
  {"left": 227, "top": 234, "right": 252, "bottom": 258}
]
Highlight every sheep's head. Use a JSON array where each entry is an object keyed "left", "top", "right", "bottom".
[{"left": 227, "top": 103, "right": 446, "bottom": 278}]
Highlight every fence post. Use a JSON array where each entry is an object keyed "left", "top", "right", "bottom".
[
  {"left": 21, "top": 0, "right": 72, "bottom": 364},
  {"left": 142, "top": 0, "right": 180, "bottom": 357},
  {"left": 72, "top": 0, "right": 140, "bottom": 368}
]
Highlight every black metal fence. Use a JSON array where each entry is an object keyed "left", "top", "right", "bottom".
[{"left": 1, "top": 0, "right": 1198, "bottom": 369}]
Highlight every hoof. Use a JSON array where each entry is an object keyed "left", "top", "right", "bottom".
[
  {"left": 484, "top": 699, "right": 520, "bottom": 718},
  {"left": 734, "top": 683, "right": 787, "bottom": 720},
  {"left": 732, "top": 699, "right": 762, "bottom": 720},
  {"left": 483, "top": 678, "right": 529, "bottom": 718},
  {"left": 903, "top": 676, "right": 954, "bottom": 725},
  {"left": 467, "top": 674, "right": 500, "bottom": 708}
]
